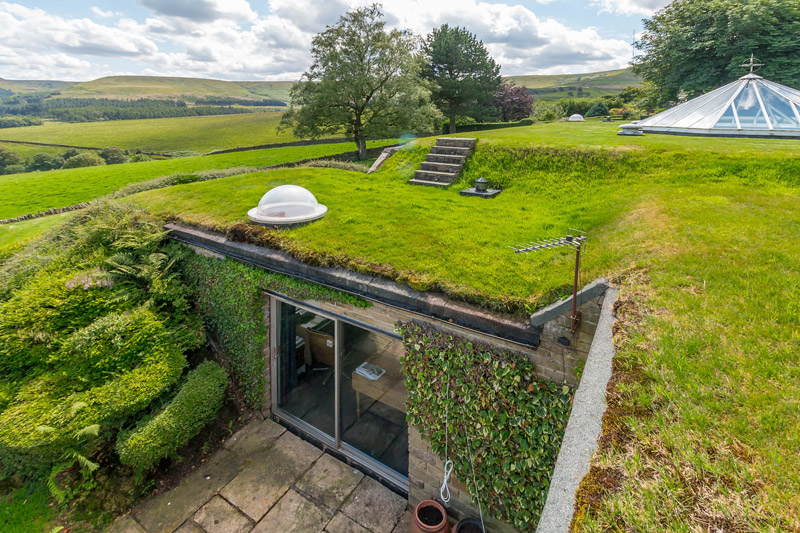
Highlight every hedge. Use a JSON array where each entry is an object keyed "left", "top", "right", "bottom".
[
  {"left": 181, "top": 251, "right": 367, "bottom": 407},
  {"left": 440, "top": 119, "right": 534, "bottom": 134},
  {"left": 400, "top": 323, "right": 573, "bottom": 529},
  {"left": 117, "top": 360, "right": 228, "bottom": 471}
]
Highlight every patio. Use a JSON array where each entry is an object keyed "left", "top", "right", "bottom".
[{"left": 106, "top": 418, "right": 410, "bottom": 533}]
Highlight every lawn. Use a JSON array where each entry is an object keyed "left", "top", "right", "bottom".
[
  {"left": 0, "top": 112, "right": 301, "bottom": 154},
  {"left": 0, "top": 214, "right": 69, "bottom": 258},
  {"left": 0, "top": 138, "right": 400, "bottom": 219},
  {"left": 126, "top": 121, "right": 800, "bottom": 528}
]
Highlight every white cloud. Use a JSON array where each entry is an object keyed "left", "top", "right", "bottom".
[
  {"left": 0, "top": 0, "right": 635, "bottom": 81},
  {"left": 593, "top": 0, "right": 671, "bottom": 16},
  {"left": 90, "top": 6, "right": 116, "bottom": 18}
]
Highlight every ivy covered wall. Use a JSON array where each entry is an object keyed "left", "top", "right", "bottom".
[
  {"left": 180, "top": 249, "right": 367, "bottom": 407},
  {"left": 400, "top": 323, "right": 573, "bottom": 530}
]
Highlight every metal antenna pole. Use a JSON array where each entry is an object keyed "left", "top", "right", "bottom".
[{"left": 511, "top": 230, "right": 587, "bottom": 334}]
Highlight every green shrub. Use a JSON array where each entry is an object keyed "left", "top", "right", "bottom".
[
  {"left": 1, "top": 164, "right": 25, "bottom": 175},
  {"left": 62, "top": 152, "right": 106, "bottom": 169},
  {"left": 62, "top": 148, "right": 80, "bottom": 160},
  {"left": 99, "top": 146, "right": 128, "bottom": 165},
  {"left": 117, "top": 360, "right": 227, "bottom": 471},
  {"left": 530, "top": 102, "right": 565, "bottom": 122},
  {"left": 586, "top": 101, "right": 610, "bottom": 117},
  {"left": 0, "top": 341, "right": 186, "bottom": 475},
  {"left": 128, "top": 153, "right": 152, "bottom": 163},
  {"left": 301, "top": 159, "right": 369, "bottom": 173},
  {"left": 400, "top": 323, "right": 572, "bottom": 530},
  {"left": 0, "top": 269, "right": 118, "bottom": 378},
  {"left": 27, "top": 153, "right": 64, "bottom": 172},
  {"left": 0, "top": 146, "right": 21, "bottom": 169}
]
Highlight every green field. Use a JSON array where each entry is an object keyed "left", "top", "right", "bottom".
[
  {"left": 0, "top": 78, "right": 75, "bottom": 93},
  {"left": 59, "top": 75, "right": 294, "bottom": 102},
  {"left": 507, "top": 68, "right": 641, "bottom": 100},
  {"left": 0, "top": 138, "right": 400, "bottom": 219},
  {"left": 0, "top": 112, "right": 301, "bottom": 154},
  {"left": 0, "top": 142, "right": 66, "bottom": 159},
  {"left": 124, "top": 122, "right": 800, "bottom": 528}
]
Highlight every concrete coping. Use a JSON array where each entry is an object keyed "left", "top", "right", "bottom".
[
  {"left": 535, "top": 287, "right": 618, "bottom": 533},
  {"left": 529, "top": 278, "right": 609, "bottom": 327}
]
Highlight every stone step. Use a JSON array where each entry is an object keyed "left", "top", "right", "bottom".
[
  {"left": 436, "top": 137, "right": 477, "bottom": 148},
  {"left": 413, "top": 170, "right": 456, "bottom": 183},
  {"left": 430, "top": 145, "right": 471, "bottom": 156},
  {"left": 408, "top": 178, "right": 450, "bottom": 187},
  {"left": 420, "top": 161, "right": 463, "bottom": 173},
  {"left": 426, "top": 153, "right": 466, "bottom": 164}
]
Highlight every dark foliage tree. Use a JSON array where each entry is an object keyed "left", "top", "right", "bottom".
[
  {"left": 495, "top": 81, "right": 535, "bottom": 122},
  {"left": 62, "top": 152, "right": 106, "bottom": 169},
  {"left": 99, "top": 146, "right": 128, "bottom": 165},
  {"left": 0, "top": 146, "right": 21, "bottom": 169},
  {"left": 280, "top": 5, "right": 438, "bottom": 160},
  {"left": 422, "top": 25, "right": 502, "bottom": 133},
  {"left": 62, "top": 148, "right": 80, "bottom": 160},
  {"left": 27, "top": 153, "right": 64, "bottom": 172},
  {"left": 586, "top": 101, "right": 610, "bottom": 117},
  {"left": 633, "top": 0, "right": 800, "bottom": 103}
]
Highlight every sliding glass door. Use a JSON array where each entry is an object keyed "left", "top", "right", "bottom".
[{"left": 272, "top": 297, "right": 408, "bottom": 483}]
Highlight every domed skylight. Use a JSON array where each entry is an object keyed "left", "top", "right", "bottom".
[
  {"left": 247, "top": 185, "right": 327, "bottom": 226},
  {"left": 568, "top": 114, "right": 585, "bottom": 122}
]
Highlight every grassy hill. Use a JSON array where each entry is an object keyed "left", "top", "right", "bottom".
[
  {"left": 0, "top": 78, "right": 75, "bottom": 93},
  {"left": 0, "top": 112, "right": 298, "bottom": 154},
  {"left": 60, "top": 75, "right": 294, "bottom": 102},
  {"left": 507, "top": 67, "right": 641, "bottom": 100}
]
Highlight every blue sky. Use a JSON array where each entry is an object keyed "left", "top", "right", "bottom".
[{"left": 0, "top": 0, "right": 670, "bottom": 81}]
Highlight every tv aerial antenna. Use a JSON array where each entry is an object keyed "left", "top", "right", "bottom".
[{"left": 511, "top": 230, "right": 587, "bottom": 333}]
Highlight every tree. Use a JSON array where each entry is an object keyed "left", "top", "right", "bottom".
[
  {"left": 62, "top": 152, "right": 106, "bottom": 169},
  {"left": 62, "top": 148, "right": 80, "bottom": 160},
  {"left": 0, "top": 146, "right": 21, "bottom": 170},
  {"left": 423, "top": 25, "right": 502, "bottom": 133},
  {"left": 280, "top": 5, "right": 438, "bottom": 160},
  {"left": 27, "top": 152, "right": 64, "bottom": 171},
  {"left": 586, "top": 101, "right": 610, "bottom": 117},
  {"left": 99, "top": 146, "right": 128, "bottom": 165},
  {"left": 633, "top": 0, "right": 800, "bottom": 104},
  {"left": 495, "top": 81, "right": 535, "bottom": 122}
]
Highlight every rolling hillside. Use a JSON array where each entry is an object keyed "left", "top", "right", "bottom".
[
  {"left": 60, "top": 76, "right": 294, "bottom": 102},
  {"left": 2, "top": 69, "right": 640, "bottom": 104}
]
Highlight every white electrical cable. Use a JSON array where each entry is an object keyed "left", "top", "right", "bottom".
[{"left": 440, "top": 382, "right": 453, "bottom": 503}]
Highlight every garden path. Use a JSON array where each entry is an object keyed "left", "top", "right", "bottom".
[{"left": 106, "top": 418, "right": 410, "bottom": 533}]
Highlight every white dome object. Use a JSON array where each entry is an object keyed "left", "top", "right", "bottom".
[
  {"left": 638, "top": 72, "right": 800, "bottom": 138},
  {"left": 568, "top": 114, "right": 585, "bottom": 122},
  {"left": 247, "top": 185, "right": 327, "bottom": 226}
]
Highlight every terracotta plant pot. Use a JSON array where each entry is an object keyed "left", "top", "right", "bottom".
[
  {"left": 410, "top": 500, "right": 451, "bottom": 533},
  {"left": 454, "top": 517, "right": 484, "bottom": 533}
]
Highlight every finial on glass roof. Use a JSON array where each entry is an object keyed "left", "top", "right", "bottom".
[{"left": 740, "top": 53, "right": 764, "bottom": 73}]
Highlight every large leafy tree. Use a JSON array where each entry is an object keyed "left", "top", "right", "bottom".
[
  {"left": 280, "top": 5, "right": 438, "bottom": 160},
  {"left": 422, "top": 25, "right": 502, "bottom": 133},
  {"left": 633, "top": 0, "right": 800, "bottom": 104}
]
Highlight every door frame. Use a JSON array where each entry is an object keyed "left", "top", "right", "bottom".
[{"left": 268, "top": 292, "right": 408, "bottom": 491}]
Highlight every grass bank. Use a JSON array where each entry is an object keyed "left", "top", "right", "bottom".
[{"left": 0, "top": 139, "right": 400, "bottom": 220}]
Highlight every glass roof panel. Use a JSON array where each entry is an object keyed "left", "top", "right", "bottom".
[
  {"left": 642, "top": 81, "right": 740, "bottom": 127},
  {"left": 733, "top": 83, "right": 769, "bottom": 129},
  {"left": 713, "top": 104, "right": 738, "bottom": 129},
  {"left": 760, "top": 86, "right": 800, "bottom": 129}
]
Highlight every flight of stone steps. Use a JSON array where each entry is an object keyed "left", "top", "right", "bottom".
[{"left": 408, "top": 137, "right": 477, "bottom": 187}]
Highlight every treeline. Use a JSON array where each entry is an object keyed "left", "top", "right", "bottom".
[
  {"left": 193, "top": 96, "right": 285, "bottom": 107},
  {"left": 0, "top": 145, "right": 152, "bottom": 175},
  {"left": 0, "top": 94, "right": 269, "bottom": 124},
  {"left": 0, "top": 116, "right": 43, "bottom": 128}
]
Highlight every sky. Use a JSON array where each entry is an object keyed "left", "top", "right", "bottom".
[{"left": 0, "top": 0, "right": 672, "bottom": 82}]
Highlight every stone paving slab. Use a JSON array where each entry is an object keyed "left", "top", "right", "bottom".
[
  {"left": 173, "top": 521, "right": 205, "bottom": 532},
  {"left": 325, "top": 512, "right": 372, "bottom": 533},
  {"left": 224, "top": 418, "right": 286, "bottom": 460},
  {"left": 390, "top": 511, "right": 411, "bottom": 533},
  {"left": 134, "top": 449, "right": 243, "bottom": 533},
  {"left": 106, "top": 515, "right": 146, "bottom": 533},
  {"left": 252, "top": 488, "right": 330, "bottom": 533},
  {"left": 295, "top": 453, "right": 364, "bottom": 512},
  {"left": 340, "top": 477, "right": 408, "bottom": 533},
  {"left": 220, "top": 430, "right": 323, "bottom": 521},
  {"left": 193, "top": 495, "right": 254, "bottom": 533}
]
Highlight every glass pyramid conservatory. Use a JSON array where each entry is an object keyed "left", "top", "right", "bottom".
[{"left": 636, "top": 72, "right": 800, "bottom": 139}]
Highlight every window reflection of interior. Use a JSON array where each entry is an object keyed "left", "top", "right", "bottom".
[{"left": 275, "top": 301, "right": 408, "bottom": 477}]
